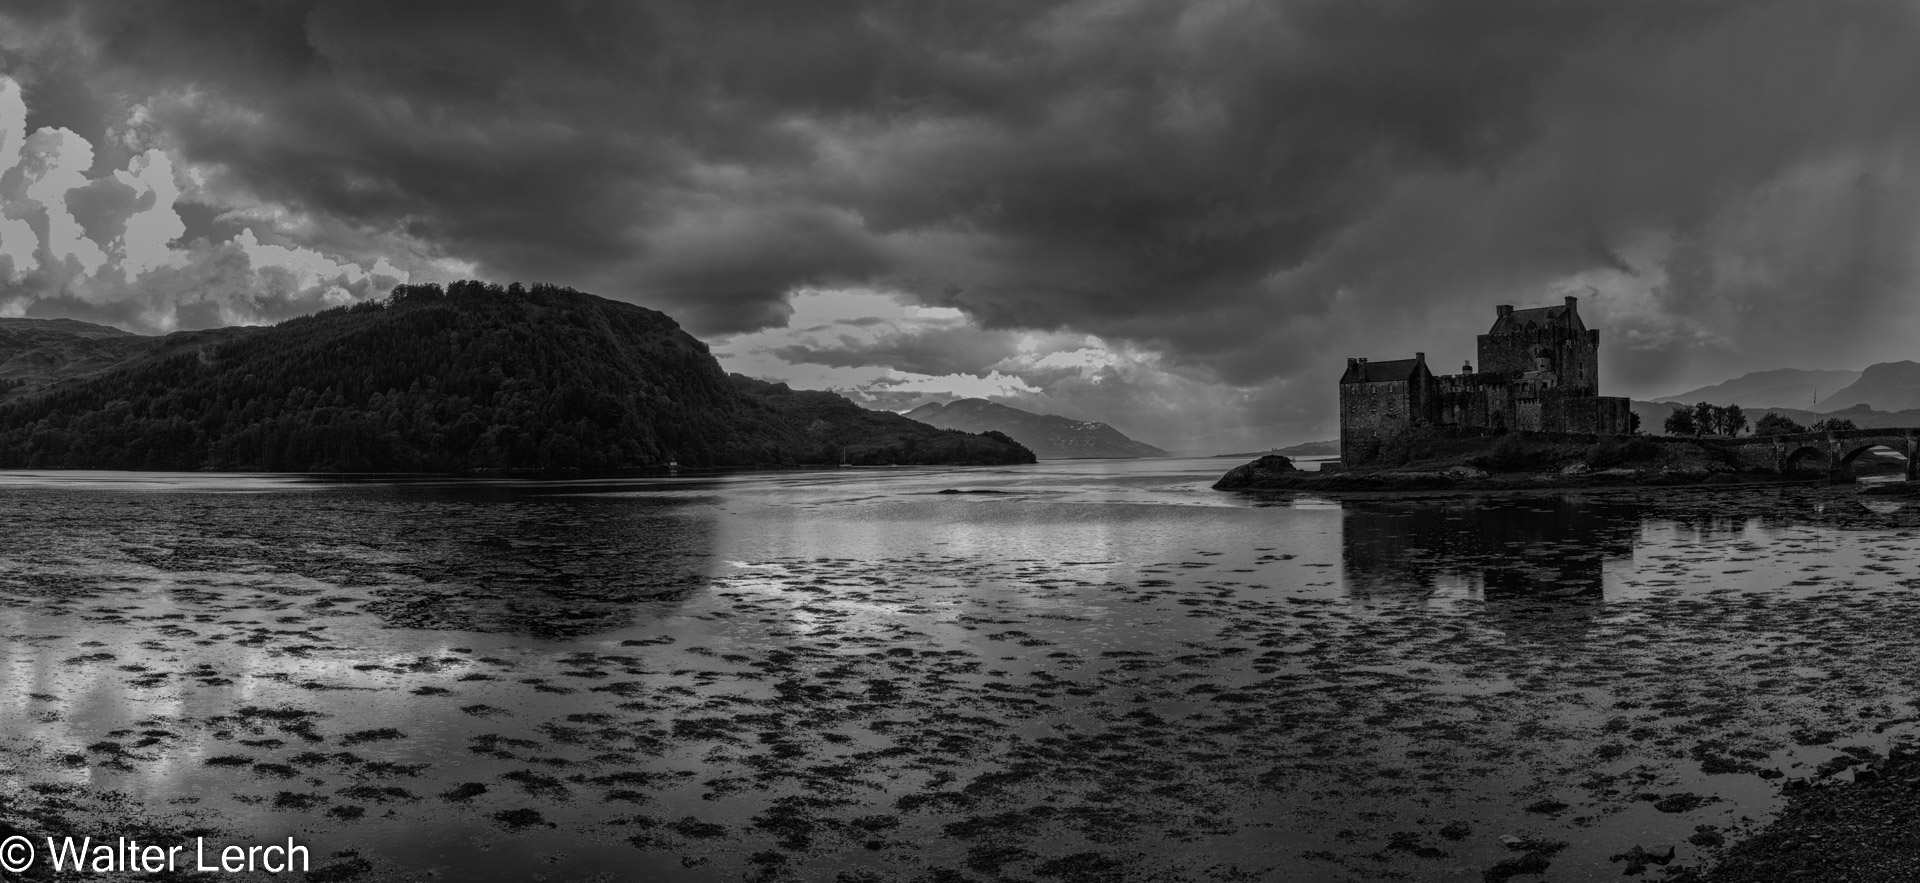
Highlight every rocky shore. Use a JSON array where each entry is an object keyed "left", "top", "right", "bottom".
[
  {"left": 1207, "top": 432, "right": 1891, "bottom": 494},
  {"left": 1212, "top": 452, "right": 1809, "bottom": 494},
  {"left": 1672, "top": 744, "right": 1920, "bottom": 882}
]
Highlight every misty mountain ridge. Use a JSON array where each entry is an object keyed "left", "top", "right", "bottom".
[
  {"left": 0, "top": 282, "right": 1033, "bottom": 471},
  {"left": 1654, "top": 367, "right": 1862, "bottom": 410},
  {"left": 1215, "top": 439, "right": 1340, "bottom": 458},
  {"left": 1630, "top": 400, "right": 1920, "bottom": 434},
  {"left": 904, "top": 398, "right": 1169, "bottom": 459},
  {"left": 1807, "top": 361, "right": 1920, "bottom": 414},
  {"left": 1646, "top": 361, "right": 1920, "bottom": 426}
]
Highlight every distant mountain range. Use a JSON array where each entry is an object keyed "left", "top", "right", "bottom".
[
  {"left": 1653, "top": 367, "right": 1862, "bottom": 411},
  {"left": 904, "top": 398, "right": 1168, "bottom": 459},
  {"left": 0, "top": 283, "right": 1034, "bottom": 471},
  {"left": 1214, "top": 439, "right": 1339, "bottom": 458},
  {"left": 1805, "top": 361, "right": 1920, "bottom": 413},
  {"left": 1631, "top": 399, "right": 1920, "bottom": 433},
  {"left": 1637, "top": 360, "right": 1920, "bottom": 432}
]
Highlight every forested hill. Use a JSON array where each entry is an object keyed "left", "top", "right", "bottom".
[{"left": 0, "top": 282, "right": 1034, "bottom": 471}]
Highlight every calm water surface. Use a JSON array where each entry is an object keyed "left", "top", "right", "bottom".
[{"left": 3, "top": 458, "right": 1919, "bottom": 881}]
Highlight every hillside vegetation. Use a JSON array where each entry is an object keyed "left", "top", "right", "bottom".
[
  {"left": 0, "top": 317, "right": 153, "bottom": 395},
  {"left": 0, "top": 282, "right": 1033, "bottom": 471}
]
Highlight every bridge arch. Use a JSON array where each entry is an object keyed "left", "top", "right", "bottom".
[
  {"left": 1781, "top": 446, "right": 1827, "bottom": 473},
  {"left": 1839, "top": 443, "right": 1909, "bottom": 472}
]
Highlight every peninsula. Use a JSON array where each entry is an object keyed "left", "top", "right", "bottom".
[{"left": 0, "top": 282, "right": 1035, "bottom": 472}]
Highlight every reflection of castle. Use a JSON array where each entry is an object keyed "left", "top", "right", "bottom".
[
  {"left": 1340, "top": 498, "right": 1638, "bottom": 602},
  {"left": 1339, "top": 297, "right": 1632, "bottom": 464}
]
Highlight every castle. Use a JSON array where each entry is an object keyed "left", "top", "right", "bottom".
[{"left": 1339, "top": 296, "right": 1632, "bottom": 464}]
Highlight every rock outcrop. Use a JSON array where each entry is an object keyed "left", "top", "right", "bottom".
[{"left": 1210, "top": 454, "right": 1299, "bottom": 489}]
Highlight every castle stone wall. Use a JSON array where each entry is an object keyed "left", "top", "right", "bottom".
[
  {"left": 1475, "top": 327, "right": 1601, "bottom": 395},
  {"left": 1339, "top": 380, "right": 1413, "bottom": 459},
  {"left": 1432, "top": 374, "right": 1509, "bottom": 430}
]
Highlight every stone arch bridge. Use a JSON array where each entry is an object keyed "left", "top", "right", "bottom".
[{"left": 1720, "top": 428, "right": 1920, "bottom": 481}]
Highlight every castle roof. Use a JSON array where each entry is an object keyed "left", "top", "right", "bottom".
[
  {"left": 1339, "top": 358, "right": 1425, "bottom": 385},
  {"left": 1490, "top": 303, "right": 1586, "bottom": 334}
]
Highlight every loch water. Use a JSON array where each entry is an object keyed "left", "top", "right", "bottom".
[{"left": 4, "top": 459, "right": 1920, "bottom": 881}]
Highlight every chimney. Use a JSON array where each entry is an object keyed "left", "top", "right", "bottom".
[
  {"left": 1496, "top": 305, "right": 1513, "bottom": 318},
  {"left": 1347, "top": 357, "right": 1357, "bottom": 369},
  {"left": 1414, "top": 352, "right": 1425, "bottom": 365},
  {"left": 1564, "top": 295, "right": 1578, "bottom": 312}
]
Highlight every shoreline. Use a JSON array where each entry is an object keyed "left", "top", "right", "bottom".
[
  {"left": 1210, "top": 448, "right": 1911, "bottom": 498},
  {"left": 1671, "top": 744, "right": 1920, "bottom": 882},
  {"left": 1215, "top": 467, "right": 1844, "bottom": 498}
]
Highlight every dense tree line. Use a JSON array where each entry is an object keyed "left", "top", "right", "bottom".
[
  {"left": 1667, "top": 402, "right": 1859, "bottom": 438},
  {"left": 1751, "top": 412, "right": 1857, "bottom": 436},
  {"left": 0, "top": 281, "right": 1033, "bottom": 471},
  {"left": 1663, "top": 402, "right": 1747, "bottom": 437}
]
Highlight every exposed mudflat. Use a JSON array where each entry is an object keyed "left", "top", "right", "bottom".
[{"left": 3, "top": 463, "right": 1919, "bottom": 881}]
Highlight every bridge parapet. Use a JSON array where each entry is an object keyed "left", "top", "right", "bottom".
[{"left": 1739, "top": 427, "right": 1920, "bottom": 481}]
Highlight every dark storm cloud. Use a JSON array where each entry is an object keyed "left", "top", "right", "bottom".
[{"left": 6, "top": 0, "right": 1919, "bottom": 430}]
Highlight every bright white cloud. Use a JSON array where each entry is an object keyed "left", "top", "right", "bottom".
[
  {"left": 865, "top": 369, "right": 1041, "bottom": 398},
  {"left": 713, "top": 285, "right": 1306, "bottom": 452},
  {"left": 114, "top": 149, "right": 188, "bottom": 275},
  {"left": 0, "top": 74, "right": 414, "bottom": 332},
  {"left": 19, "top": 127, "right": 107, "bottom": 274},
  {"left": 0, "top": 77, "right": 33, "bottom": 274},
  {"left": 0, "top": 76, "right": 23, "bottom": 170}
]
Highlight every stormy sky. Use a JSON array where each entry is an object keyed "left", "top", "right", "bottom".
[{"left": 1, "top": 1, "right": 1916, "bottom": 451}]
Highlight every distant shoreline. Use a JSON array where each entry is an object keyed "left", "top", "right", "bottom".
[{"left": 1218, "top": 470, "right": 1834, "bottom": 498}]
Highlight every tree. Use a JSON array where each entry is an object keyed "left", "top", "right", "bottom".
[
  {"left": 1691, "top": 401, "right": 1717, "bottom": 437},
  {"left": 1810, "top": 417, "right": 1858, "bottom": 432},
  {"left": 1664, "top": 407, "right": 1697, "bottom": 437},
  {"left": 1626, "top": 411, "right": 1642, "bottom": 434},
  {"left": 1722, "top": 404, "right": 1747, "bottom": 437},
  {"left": 1753, "top": 412, "right": 1805, "bottom": 436}
]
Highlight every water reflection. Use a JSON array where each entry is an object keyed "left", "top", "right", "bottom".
[
  {"left": 10, "top": 467, "right": 1920, "bottom": 882},
  {"left": 359, "top": 489, "right": 720, "bottom": 636},
  {"left": 1860, "top": 499, "right": 1907, "bottom": 515},
  {"left": 1340, "top": 497, "right": 1640, "bottom": 603},
  {"left": 1, "top": 485, "right": 720, "bottom": 638}
]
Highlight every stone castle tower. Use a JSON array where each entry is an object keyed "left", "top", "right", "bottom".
[
  {"left": 1475, "top": 297, "right": 1599, "bottom": 394},
  {"left": 1339, "top": 296, "right": 1631, "bottom": 464}
]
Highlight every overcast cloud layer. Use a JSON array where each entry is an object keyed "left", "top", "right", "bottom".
[{"left": 1, "top": 1, "right": 1917, "bottom": 450}]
